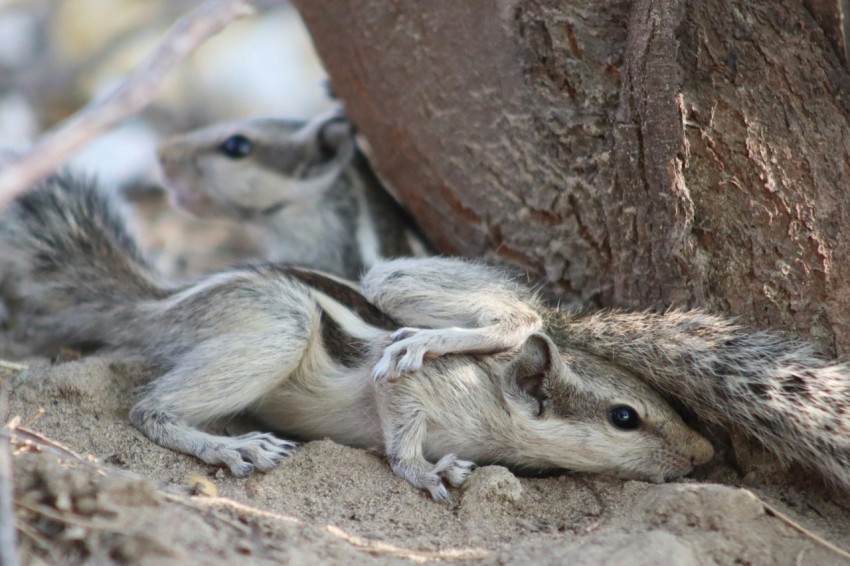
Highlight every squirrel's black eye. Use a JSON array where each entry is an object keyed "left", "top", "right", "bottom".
[
  {"left": 608, "top": 405, "right": 641, "bottom": 431},
  {"left": 219, "top": 134, "right": 253, "bottom": 159}
]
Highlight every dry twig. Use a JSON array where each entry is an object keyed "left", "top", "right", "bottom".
[
  {"left": 0, "top": 361, "right": 27, "bottom": 372},
  {"left": 0, "top": 0, "right": 256, "bottom": 208},
  {"left": 161, "top": 493, "right": 493, "bottom": 562},
  {"left": 761, "top": 500, "right": 850, "bottom": 561},
  {"left": 5, "top": 425, "right": 92, "bottom": 464}
]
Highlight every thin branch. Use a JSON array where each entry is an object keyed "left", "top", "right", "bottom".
[
  {"left": 0, "top": 0, "right": 256, "bottom": 208},
  {"left": 3, "top": 426, "right": 92, "bottom": 464},
  {"left": 161, "top": 493, "right": 494, "bottom": 562},
  {"left": 762, "top": 500, "right": 850, "bottom": 561}
]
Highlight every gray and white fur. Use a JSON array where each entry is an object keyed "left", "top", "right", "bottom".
[
  {"left": 0, "top": 171, "right": 715, "bottom": 500},
  {"left": 551, "top": 311, "right": 850, "bottom": 492},
  {"left": 364, "top": 261, "right": 850, "bottom": 493},
  {"left": 156, "top": 110, "right": 429, "bottom": 279}
]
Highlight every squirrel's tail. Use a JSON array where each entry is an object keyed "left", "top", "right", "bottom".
[
  {"left": 550, "top": 309, "right": 850, "bottom": 492},
  {"left": 0, "top": 170, "right": 169, "bottom": 352}
]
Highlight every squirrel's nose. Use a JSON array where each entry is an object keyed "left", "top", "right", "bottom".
[{"left": 690, "top": 435, "right": 715, "bottom": 466}]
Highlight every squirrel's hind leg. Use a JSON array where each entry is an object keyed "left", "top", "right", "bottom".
[{"left": 129, "top": 326, "right": 312, "bottom": 475}]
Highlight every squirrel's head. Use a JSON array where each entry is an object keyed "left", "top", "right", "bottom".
[
  {"left": 500, "top": 333, "right": 714, "bottom": 482},
  {"left": 156, "top": 108, "right": 355, "bottom": 220}
]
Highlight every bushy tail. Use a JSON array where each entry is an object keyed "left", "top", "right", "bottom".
[
  {"left": 0, "top": 170, "right": 168, "bottom": 351},
  {"left": 549, "top": 309, "right": 850, "bottom": 492}
]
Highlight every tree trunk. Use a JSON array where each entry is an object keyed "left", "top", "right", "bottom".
[{"left": 293, "top": 0, "right": 850, "bottom": 354}]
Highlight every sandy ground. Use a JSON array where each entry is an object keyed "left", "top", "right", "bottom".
[
  {"left": 1, "top": 198, "right": 850, "bottom": 565},
  {"left": 1, "top": 351, "right": 849, "bottom": 565}
]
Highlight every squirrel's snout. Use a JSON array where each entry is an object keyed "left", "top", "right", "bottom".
[{"left": 689, "top": 435, "right": 715, "bottom": 467}]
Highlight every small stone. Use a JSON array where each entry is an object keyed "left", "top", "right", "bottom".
[
  {"left": 458, "top": 466, "right": 523, "bottom": 519},
  {"left": 187, "top": 475, "right": 218, "bottom": 497}
]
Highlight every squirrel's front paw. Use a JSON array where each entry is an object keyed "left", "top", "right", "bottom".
[
  {"left": 214, "top": 432, "right": 297, "bottom": 477},
  {"left": 391, "top": 454, "right": 476, "bottom": 501},
  {"left": 372, "top": 328, "right": 434, "bottom": 384}
]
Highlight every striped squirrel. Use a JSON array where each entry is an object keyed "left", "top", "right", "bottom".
[
  {"left": 0, "top": 170, "right": 717, "bottom": 500},
  {"left": 367, "top": 265, "right": 850, "bottom": 494},
  {"left": 5, "top": 171, "right": 850, "bottom": 497},
  {"left": 156, "top": 109, "right": 429, "bottom": 279}
]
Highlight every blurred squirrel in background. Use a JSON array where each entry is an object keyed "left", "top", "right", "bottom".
[{"left": 157, "top": 109, "right": 429, "bottom": 280}]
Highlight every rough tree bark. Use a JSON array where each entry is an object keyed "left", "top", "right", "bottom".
[{"left": 294, "top": 0, "right": 850, "bottom": 354}]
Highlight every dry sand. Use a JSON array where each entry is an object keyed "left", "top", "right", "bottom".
[{"left": 2, "top": 352, "right": 849, "bottom": 565}]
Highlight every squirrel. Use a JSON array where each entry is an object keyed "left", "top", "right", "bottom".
[
  {"left": 546, "top": 310, "right": 850, "bottom": 494},
  {"left": 364, "top": 261, "right": 850, "bottom": 494},
  {"left": 155, "top": 109, "right": 430, "bottom": 279},
  {"left": 0, "top": 170, "right": 719, "bottom": 500}
]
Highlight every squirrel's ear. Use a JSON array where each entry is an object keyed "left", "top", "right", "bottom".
[{"left": 506, "top": 333, "right": 563, "bottom": 410}]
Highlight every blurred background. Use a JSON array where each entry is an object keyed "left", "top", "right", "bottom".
[
  {"left": 0, "top": 0, "right": 332, "bottom": 187},
  {"left": 0, "top": 0, "right": 336, "bottom": 276}
]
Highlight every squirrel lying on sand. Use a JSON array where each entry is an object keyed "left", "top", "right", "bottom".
[{"left": 1, "top": 170, "right": 848, "bottom": 498}]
